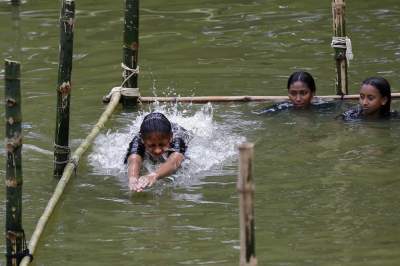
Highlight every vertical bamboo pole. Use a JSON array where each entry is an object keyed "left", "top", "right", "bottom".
[
  {"left": 238, "top": 143, "right": 257, "bottom": 266},
  {"left": 4, "top": 60, "right": 25, "bottom": 266},
  {"left": 11, "top": 0, "right": 21, "bottom": 62},
  {"left": 121, "top": 0, "right": 140, "bottom": 106},
  {"left": 332, "top": 0, "right": 348, "bottom": 95},
  {"left": 11, "top": 0, "right": 20, "bottom": 6},
  {"left": 54, "top": 0, "right": 75, "bottom": 178}
]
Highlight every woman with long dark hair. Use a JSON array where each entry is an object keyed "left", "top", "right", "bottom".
[{"left": 340, "top": 77, "right": 394, "bottom": 120}]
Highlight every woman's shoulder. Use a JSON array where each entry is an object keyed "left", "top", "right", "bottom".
[
  {"left": 255, "top": 101, "right": 293, "bottom": 115},
  {"left": 389, "top": 110, "right": 400, "bottom": 119},
  {"left": 171, "top": 123, "right": 192, "bottom": 142}
]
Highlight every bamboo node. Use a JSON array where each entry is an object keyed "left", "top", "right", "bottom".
[
  {"left": 5, "top": 179, "right": 19, "bottom": 188},
  {"left": 243, "top": 96, "right": 251, "bottom": 102},
  {"left": 239, "top": 143, "right": 255, "bottom": 150},
  {"left": 8, "top": 117, "right": 15, "bottom": 125},
  {"left": 6, "top": 136, "right": 22, "bottom": 151},
  {"left": 69, "top": 156, "right": 79, "bottom": 170},
  {"left": 54, "top": 143, "right": 71, "bottom": 154},
  {"left": 237, "top": 184, "right": 255, "bottom": 194},
  {"left": 5, "top": 230, "right": 33, "bottom": 262},
  {"left": 333, "top": 2, "right": 345, "bottom": 9},
  {"left": 130, "top": 41, "right": 139, "bottom": 51},
  {"left": 6, "top": 230, "right": 18, "bottom": 241},
  {"left": 58, "top": 81, "right": 71, "bottom": 96},
  {"left": 6, "top": 98, "right": 17, "bottom": 107},
  {"left": 332, "top": 1, "right": 345, "bottom": 15}
]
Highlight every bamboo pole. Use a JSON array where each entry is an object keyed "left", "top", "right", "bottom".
[
  {"left": 121, "top": 0, "right": 140, "bottom": 106},
  {"left": 11, "top": 0, "right": 20, "bottom": 6},
  {"left": 11, "top": 0, "right": 21, "bottom": 62},
  {"left": 332, "top": 0, "right": 348, "bottom": 95},
  {"left": 54, "top": 0, "right": 75, "bottom": 178},
  {"left": 20, "top": 91, "right": 122, "bottom": 266},
  {"left": 238, "top": 143, "right": 257, "bottom": 266},
  {"left": 5, "top": 60, "right": 26, "bottom": 266},
  {"left": 138, "top": 93, "right": 400, "bottom": 103}
]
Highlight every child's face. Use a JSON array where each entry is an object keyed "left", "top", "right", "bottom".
[
  {"left": 143, "top": 132, "right": 172, "bottom": 158},
  {"left": 359, "top": 84, "right": 387, "bottom": 117},
  {"left": 288, "top": 81, "right": 314, "bottom": 108}
]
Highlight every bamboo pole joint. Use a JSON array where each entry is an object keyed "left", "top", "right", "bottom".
[{"left": 5, "top": 230, "right": 32, "bottom": 263}]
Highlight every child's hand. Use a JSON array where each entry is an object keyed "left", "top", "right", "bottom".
[
  {"left": 128, "top": 176, "right": 140, "bottom": 191},
  {"left": 134, "top": 173, "right": 158, "bottom": 192}
]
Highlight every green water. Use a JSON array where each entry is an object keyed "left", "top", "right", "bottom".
[{"left": 1, "top": 0, "right": 400, "bottom": 265}]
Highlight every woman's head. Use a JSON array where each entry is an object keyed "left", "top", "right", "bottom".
[
  {"left": 140, "top": 112, "right": 172, "bottom": 157},
  {"left": 287, "top": 71, "right": 316, "bottom": 108},
  {"left": 359, "top": 77, "right": 391, "bottom": 118}
]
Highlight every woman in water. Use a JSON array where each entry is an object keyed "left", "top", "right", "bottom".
[
  {"left": 340, "top": 77, "right": 396, "bottom": 120},
  {"left": 125, "top": 112, "right": 189, "bottom": 192},
  {"left": 257, "top": 71, "right": 317, "bottom": 114}
]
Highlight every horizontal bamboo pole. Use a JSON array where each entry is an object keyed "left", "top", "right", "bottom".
[
  {"left": 139, "top": 93, "right": 400, "bottom": 103},
  {"left": 19, "top": 91, "right": 121, "bottom": 266}
]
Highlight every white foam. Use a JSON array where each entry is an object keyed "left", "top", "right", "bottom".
[{"left": 88, "top": 102, "right": 246, "bottom": 187}]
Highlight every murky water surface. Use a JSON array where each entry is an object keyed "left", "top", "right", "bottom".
[{"left": 0, "top": 0, "right": 400, "bottom": 265}]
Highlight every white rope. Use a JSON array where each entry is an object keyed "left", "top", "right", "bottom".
[
  {"left": 102, "top": 63, "right": 140, "bottom": 103},
  {"left": 103, "top": 87, "right": 124, "bottom": 101},
  {"left": 121, "top": 62, "right": 139, "bottom": 87},
  {"left": 331, "top": 36, "right": 354, "bottom": 65}
]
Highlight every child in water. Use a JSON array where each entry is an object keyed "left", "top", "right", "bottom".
[
  {"left": 258, "top": 71, "right": 318, "bottom": 114},
  {"left": 340, "top": 77, "right": 396, "bottom": 120},
  {"left": 125, "top": 112, "right": 189, "bottom": 192}
]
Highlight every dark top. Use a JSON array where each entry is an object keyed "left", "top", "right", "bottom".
[
  {"left": 339, "top": 106, "right": 363, "bottom": 121},
  {"left": 255, "top": 98, "right": 337, "bottom": 115},
  {"left": 124, "top": 123, "right": 190, "bottom": 163},
  {"left": 339, "top": 106, "right": 399, "bottom": 121}
]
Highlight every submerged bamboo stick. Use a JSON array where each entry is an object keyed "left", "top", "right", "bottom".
[
  {"left": 19, "top": 91, "right": 122, "bottom": 266},
  {"left": 332, "top": 0, "right": 348, "bottom": 95},
  {"left": 121, "top": 0, "right": 140, "bottom": 106},
  {"left": 5, "top": 60, "right": 25, "bottom": 266},
  {"left": 138, "top": 93, "right": 400, "bottom": 103},
  {"left": 238, "top": 143, "right": 257, "bottom": 266},
  {"left": 54, "top": 0, "right": 75, "bottom": 178}
]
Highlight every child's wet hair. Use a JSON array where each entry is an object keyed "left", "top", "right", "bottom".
[
  {"left": 287, "top": 71, "right": 316, "bottom": 93},
  {"left": 362, "top": 77, "right": 391, "bottom": 117},
  {"left": 139, "top": 112, "right": 172, "bottom": 139}
]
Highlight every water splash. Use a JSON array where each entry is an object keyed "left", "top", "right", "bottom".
[{"left": 88, "top": 102, "right": 246, "bottom": 188}]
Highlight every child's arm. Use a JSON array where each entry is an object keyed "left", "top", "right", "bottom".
[
  {"left": 134, "top": 152, "right": 184, "bottom": 191},
  {"left": 154, "top": 152, "right": 184, "bottom": 179},
  {"left": 127, "top": 154, "right": 143, "bottom": 191}
]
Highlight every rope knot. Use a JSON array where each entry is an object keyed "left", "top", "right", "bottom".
[{"left": 331, "top": 36, "right": 354, "bottom": 65}]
